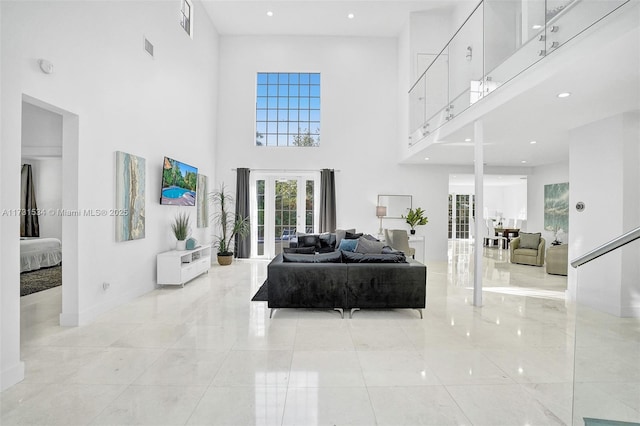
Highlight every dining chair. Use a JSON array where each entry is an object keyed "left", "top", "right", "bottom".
[
  {"left": 487, "top": 220, "right": 508, "bottom": 250},
  {"left": 387, "top": 229, "right": 415, "bottom": 259}
]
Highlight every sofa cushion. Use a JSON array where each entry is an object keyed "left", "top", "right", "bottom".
[
  {"left": 283, "top": 251, "right": 342, "bottom": 263},
  {"left": 513, "top": 248, "right": 539, "bottom": 257},
  {"left": 355, "top": 236, "right": 385, "bottom": 254},
  {"left": 283, "top": 246, "right": 315, "bottom": 254},
  {"left": 519, "top": 232, "right": 541, "bottom": 249},
  {"left": 345, "top": 231, "right": 364, "bottom": 240},
  {"left": 337, "top": 239, "right": 358, "bottom": 252},
  {"left": 342, "top": 251, "right": 407, "bottom": 263}
]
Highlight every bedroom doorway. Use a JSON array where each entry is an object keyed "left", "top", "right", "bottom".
[{"left": 20, "top": 95, "right": 80, "bottom": 327}]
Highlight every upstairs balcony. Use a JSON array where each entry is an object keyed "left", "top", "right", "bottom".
[{"left": 408, "top": 0, "right": 631, "bottom": 152}]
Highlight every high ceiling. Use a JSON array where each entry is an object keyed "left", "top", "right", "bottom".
[
  {"left": 200, "top": 1, "right": 639, "bottom": 170},
  {"left": 200, "top": 1, "right": 472, "bottom": 37}
]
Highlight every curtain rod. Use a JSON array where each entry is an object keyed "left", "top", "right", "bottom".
[{"left": 231, "top": 168, "right": 340, "bottom": 172}]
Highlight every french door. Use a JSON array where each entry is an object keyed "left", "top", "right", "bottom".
[
  {"left": 250, "top": 173, "right": 320, "bottom": 258},
  {"left": 448, "top": 193, "right": 475, "bottom": 240}
]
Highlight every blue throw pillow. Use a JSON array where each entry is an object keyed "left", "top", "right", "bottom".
[{"left": 338, "top": 239, "right": 358, "bottom": 252}]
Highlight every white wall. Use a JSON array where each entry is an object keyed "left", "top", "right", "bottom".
[
  {"left": 569, "top": 112, "right": 640, "bottom": 316},
  {"left": 1, "top": 0, "right": 219, "bottom": 389},
  {"left": 527, "top": 161, "right": 570, "bottom": 242},
  {"left": 21, "top": 102, "right": 62, "bottom": 156},
  {"left": 449, "top": 179, "right": 527, "bottom": 222},
  {"left": 216, "top": 35, "right": 450, "bottom": 262}
]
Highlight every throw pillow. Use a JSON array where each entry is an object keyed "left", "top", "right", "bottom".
[
  {"left": 519, "top": 232, "right": 541, "bottom": 249},
  {"left": 337, "top": 238, "right": 358, "bottom": 252},
  {"left": 318, "top": 232, "right": 337, "bottom": 251},
  {"left": 297, "top": 234, "right": 321, "bottom": 251},
  {"left": 355, "top": 236, "right": 385, "bottom": 254},
  {"left": 283, "top": 246, "right": 315, "bottom": 254},
  {"left": 335, "top": 228, "right": 356, "bottom": 248},
  {"left": 342, "top": 251, "right": 407, "bottom": 263},
  {"left": 345, "top": 231, "right": 364, "bottom": 240}
]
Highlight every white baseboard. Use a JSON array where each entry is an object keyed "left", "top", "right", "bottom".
[
  {"left": 60, "top": 282, "right": 155, "bottom": 326},
  {"left": 1, "top": 361, "right": 25, "bottom": 391},
  {"left": 621, "top": 305, "right": 640, "bottom": 318}
]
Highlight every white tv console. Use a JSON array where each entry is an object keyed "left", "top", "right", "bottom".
[{"left": 157, "top": 245, "right": 212, "bottom": 286}]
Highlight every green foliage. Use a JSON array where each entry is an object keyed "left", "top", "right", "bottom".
[
  {"left": 163, "top": 159, "right": 197, "bottom": 191},
  {"left": 292, "top": 128, "right": 319, "bottom": 147},
  {"left": 210, "top": 183, "right": 250, "bottom": 255},
  {"left": 404, "top": 207, "right": 429, "bottom": 230},
  {"left": 171, "top": 212, "right": 190, "bottom": 241}
]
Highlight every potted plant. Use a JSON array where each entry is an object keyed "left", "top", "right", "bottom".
[
  {"left": 210, "top": 183, "right": 250, "bottom": 265},
  {"left": 404, "top": 207, "right": 428, "bottom": 235},
  {"left": 171, "top": 212, "right": 190, "bottom": 250}
]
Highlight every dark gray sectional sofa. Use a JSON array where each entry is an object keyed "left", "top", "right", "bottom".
[{"left": 267, "top": 250, "right": 427, "bottom": 318}]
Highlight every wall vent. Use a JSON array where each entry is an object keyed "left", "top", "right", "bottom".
[{"left": 144, "top": 37, "right": 154, "bottom": 57}]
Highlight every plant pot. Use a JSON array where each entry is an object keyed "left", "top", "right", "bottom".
[
  {"left": 176, "top": 240, "right": 187, "bottom": 251},
  {"left": 410, "top": 229, "right": 416, "bottom": 235},
  {"left": 217, "top": 254, "right": 233, "bottom": 266}
]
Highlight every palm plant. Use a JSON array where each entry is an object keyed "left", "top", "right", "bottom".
[{"left": 210, "top": 183, "right": 250, "bottom": 256}]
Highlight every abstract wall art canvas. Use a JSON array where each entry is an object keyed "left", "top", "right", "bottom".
[
  {"left": 116, "top": 151, "right": 146, "bottom": 241},
  {"left": 544, "top": 182, "right": 569, "bottom": 233},
  {"left": 197, "top": 173, "right": 209, "bottom": 228}
]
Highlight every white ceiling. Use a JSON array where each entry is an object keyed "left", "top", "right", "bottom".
[
  {"left": 200, "top": 1, "right": 471, "bottom": 37},
  {"left": 200, "top": 1, "right": 639, "bottom": 169}
]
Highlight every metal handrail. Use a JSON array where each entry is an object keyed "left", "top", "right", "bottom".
[{"left": 570, "top": 226, "right": 640, "bottom": 268}]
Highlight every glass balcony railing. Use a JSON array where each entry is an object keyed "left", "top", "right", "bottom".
[
  {"left": 571, "top": 228, "right": 640, "bottom": 425},
  {"left": 408, "top": 0, "right": 630, "bottom": 145}
]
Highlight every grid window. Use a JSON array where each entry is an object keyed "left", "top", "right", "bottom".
[
  {"left": 256, "top": 72, "right": 321, "bottom": 147},
  {"left": 180, "top": 0, "right": 192, "bottom": 37}
]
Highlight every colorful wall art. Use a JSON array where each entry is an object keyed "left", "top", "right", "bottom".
[
  {"left": 116, "top": 151, "right": 146, "bottom": 241},
  {"left": 544, "top": 182, "right": 569, "bottom": 233}
]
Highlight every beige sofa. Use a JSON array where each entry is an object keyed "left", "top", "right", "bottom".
[
  {"left": 510, "top": 236, "right": 545, "bottom": 266},
  {"left": 546, "top": 244, "right": 568, "bottom": 275}
]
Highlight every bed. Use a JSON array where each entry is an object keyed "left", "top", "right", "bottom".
[{"left": 20, "top": 238, "right": 62, "bottom": 273}]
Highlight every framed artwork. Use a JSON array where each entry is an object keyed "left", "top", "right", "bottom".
[
  {"left": 544, "top": 182, "right": 569, "bottom": 233},
  {"left": 197, "top": 173, "right": 209, "bottom": 228},
  {"left": 115, "top": 151, "right": 146, "bottom": 241}
]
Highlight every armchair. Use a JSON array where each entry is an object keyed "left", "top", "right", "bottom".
[{"left": 510, "top": 234, "right": 545, "bottom": 266}]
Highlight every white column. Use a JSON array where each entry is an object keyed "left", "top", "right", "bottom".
[{"left": 473, "top": 120, "right": 484, "bottom": 307}]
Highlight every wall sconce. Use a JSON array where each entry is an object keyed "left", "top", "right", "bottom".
[
  {"left": 466, "top": 46, "right": 472, "bottom": 62},
  {"left": 376, "top": 205, "right": 387, "bottom": 236}
]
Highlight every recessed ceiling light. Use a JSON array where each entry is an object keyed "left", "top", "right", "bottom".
[
  {"left": 557, "top": 92, "right": 571, "bottom": 98},
  {"left": 347, "top": 13, "right": 355, "bottom": 19},
  {"left": 424, "top": 157, "right": 430, "bottom": 161},
  {"left": 530, "top": 140, "right": 537, "bottom": 144},
  {"left": 266, "top": 10, "right": 273, "bottom": 17},
  {"left": 464, "top": 138, "right": 471, "bottom": 142},
  {"left": 521, "top": 160, "right": 527, "bottom": 164},
  {"left": 532, "top": 24, "right": 542, "bottom": 29}
]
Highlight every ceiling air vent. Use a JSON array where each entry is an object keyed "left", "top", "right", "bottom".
[{"left": 144, "top": 37, "right": 154, "bottom": 58}]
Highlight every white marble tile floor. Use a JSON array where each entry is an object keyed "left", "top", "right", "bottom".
[{"left": 3, "top": 241, "right": 639, "bottom": 425}]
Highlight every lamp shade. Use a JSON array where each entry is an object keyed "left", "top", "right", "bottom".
[{"left": 376, "top": 206, "right": 387, "bottom": 217}]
